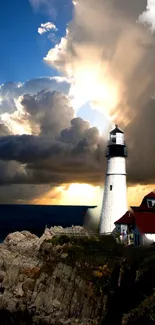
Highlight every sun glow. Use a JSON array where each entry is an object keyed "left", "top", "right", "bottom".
[
  {"left": 45, "top": 30, "right": 120, "bottom": 134},
  {"left": 68, "top": 63, "right": 120, "bottom": 135},
  {"left": 69, "top": 64, "right": 119, "bottom": 114},
  {"left": 63, "top": 183, "right": 100, "bottom": 205},
  {"left": 31, "top": 183, "right": 101, "bottom": 206}
]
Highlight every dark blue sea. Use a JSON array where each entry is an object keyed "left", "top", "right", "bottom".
[{"left": 0, "top": 204, "right": 96, "bottom": 242}]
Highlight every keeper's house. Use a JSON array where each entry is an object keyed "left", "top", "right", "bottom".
[{"left": 115, "top": 192, "right": 155, "bottom": 246}]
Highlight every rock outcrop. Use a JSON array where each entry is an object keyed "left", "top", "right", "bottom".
[
  {"left": 1, "top": 229, "right": 155, "bottom": 325},
  {"left": 0, "top": 230, "right": 105, "bottom": 325}
]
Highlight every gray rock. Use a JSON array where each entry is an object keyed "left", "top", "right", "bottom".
[{"left": 0, "top": 228, "right": 103, "bottom": 325}]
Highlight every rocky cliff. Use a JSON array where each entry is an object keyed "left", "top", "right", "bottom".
[
  {"left": 0, "top": 229, "right": 107, "bottom": 325},
  {"left": 0, "top": 228, "right": 155, "bottom": 325}
]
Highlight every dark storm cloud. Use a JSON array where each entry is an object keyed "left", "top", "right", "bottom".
[
  {"left": 21, "top": 90, "right": 74, "bottom": 136},
  {"left": 0, "top": 184, "right": 51, "bottom": 204},
  {"left": 0, "top": 160, "right": 27, "bottom": 185},
  {"left": 22, "top": 77, "right": 70, "bottom": 95},
  {"left": 0, "top": 112, "right": 103, "bottom": 185},
  {"left": 1, "top": 93, "right": 155, "bottom": 186},
  {"left": 1, "top": 0, "right": 155, "bottom": 191},
  {"left": 0, "top": 124, "right": 11, "bottom": 136},
  {"left": 0, "top": 77, "right": 70, "bottom": 114},
  {"left": 108, "top": 0, "right": 147, "bottom": 18},
  {"left": 0, "top": 78, "right": 70, "bottom": 98},
  {"left": 58, "top": 117, "right": 90, "bottom": 144},
  {"left": 1, "top": 85, "right": 155, "bottom": 187},
  {"left": 125, "top": 98, "right": 155, "bottom": 185}
]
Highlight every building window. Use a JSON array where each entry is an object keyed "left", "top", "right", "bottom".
[
  {"left": 110, "top": 185, "right": 112, "bottom": 191},
  {"left": 148, "top": 200, "right": 152, "bottom": 208}
]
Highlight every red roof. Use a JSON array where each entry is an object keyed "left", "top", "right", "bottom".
[
  {"left": 134, "top": 212, "right": 155, "bottom": 234},
  {"left": 115, "top": 191, "right": 155, "bottom": 233},
  {"left": 115, "top": 211, "right": 134, "bottom": 225},
  {"left": 115, "top": 210, "right": 155, "bottom": 234},
  {"left": 131, "top": 206, "right": 154, "bottom": 212},
  {"left": 140, "top": 191, "right": 155, "bottom": 209},
  {"left": 144, "top": 191, "right": 155, "bottom": 199}
]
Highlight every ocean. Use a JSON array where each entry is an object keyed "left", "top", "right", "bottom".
[{"left": 0, "top": 204, "right": 96, "bottom": 242}]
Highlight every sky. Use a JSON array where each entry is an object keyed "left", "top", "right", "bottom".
[
  {"left": 0, "top": 0, "right": 155, "bottom": 209},
  {"left": 0, "top": 0, "right": 72, "bottom": 83}
]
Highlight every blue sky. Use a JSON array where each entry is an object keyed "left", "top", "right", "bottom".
[
  {"left": 0, "top": 0, "right": 104, "bottom": 134},
  {"left": 0, "top": 0, "right": 73, "bottom": 84}
]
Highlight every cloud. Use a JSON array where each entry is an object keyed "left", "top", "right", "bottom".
[
  {"left": 0, "top": 160, "right": 28, "bottom": 185},
  {"left": 29, "top": 0, "right": 73, "bottom": 18},
  {"left": 0, "top": 183, "right": 51, "bottom": 204},
  {"left": 0, "top": 86, "right": 103, "bottom": 188},
  {"left": 1, "top": 79, "right": 155, "bottom": 200},
  {"left": 44, "top": 0, "right": 155, "bottom": 123},
  {"left": 0, "top": 123, "right": 11, "bottom": 136},
  {"left": 0, "top": 77, "right": 70, "bottom": 98},
  {"left": 1, "top": 0, "right": 155, "bottom": 203},
  {"left": 1, "top": 84, "right": 155, "bottom": 190},
  {"left": 0, "top": 117, "right": 102, "bottom": 186},
  {"left": 38, "top": 22, "right": 58, "bottom": 35},
  {"left": 29, "top": 0, "right": 57, "bottom": 16},
  {"left": 41, "top": 0, "right": 155, "bottom": 187},
  {"left": 0, "top": 77, "right": 70, "bottom": 116},
  {"left": 125, "top": 98, "right": 155, "bottom": 185},
  {"left": 139, "top": 1, "right": 155, "bottom": 30},
  {"left": 47, "top": 33, "right": 59, "bottom": 44},
  {"left": 2, "top": 90, "right": 73, "bottom": 136}
]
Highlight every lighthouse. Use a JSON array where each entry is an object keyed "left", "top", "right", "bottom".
[{"left": 100, "top": 125, "right": 128, "bottom": 234}]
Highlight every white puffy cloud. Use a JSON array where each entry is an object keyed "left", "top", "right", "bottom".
[
  {"left": 0, "top": 77, "right": 70, "bottom": 115},
  {"left": 42, "top": 0, "right": 155, "bottom": 188},
  {"left": 38, "top": 22, "right": 58, "bottom": 35},
  {"left": 1, "top": 89, "right": 73, "bottom": 136},
  {"left": 44, "top": 0, "right": 155, "bottom": 126},
  {"left": 139, "top": 1, "right": 155, "bottom": 30}
]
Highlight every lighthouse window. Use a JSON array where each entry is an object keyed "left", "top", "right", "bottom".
[{"left": 110, "top": 185, "right": 112, "bottom": 191}]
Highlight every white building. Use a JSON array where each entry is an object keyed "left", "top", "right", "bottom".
[{"left": 100, "top": 125, "right": 128, "bottom": 234}]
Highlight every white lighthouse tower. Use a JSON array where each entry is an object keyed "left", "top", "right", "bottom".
[{"left": 100, "top": 125, "right": 128, "bottom": 234}]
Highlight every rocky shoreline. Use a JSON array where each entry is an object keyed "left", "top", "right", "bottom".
[
  {"left": 0, "top": 228, "right": 102, "bottom": 325},
  {"left": 0, "top": 228, "right": 155, "bottom": 325}
]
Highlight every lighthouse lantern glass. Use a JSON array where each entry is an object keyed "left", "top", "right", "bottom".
[
  {"left": 116, "top": 133, "right": 124, "bottom": 145},
  {"left": 110, "top": 134, "right": 116, "bottom": 143}
]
